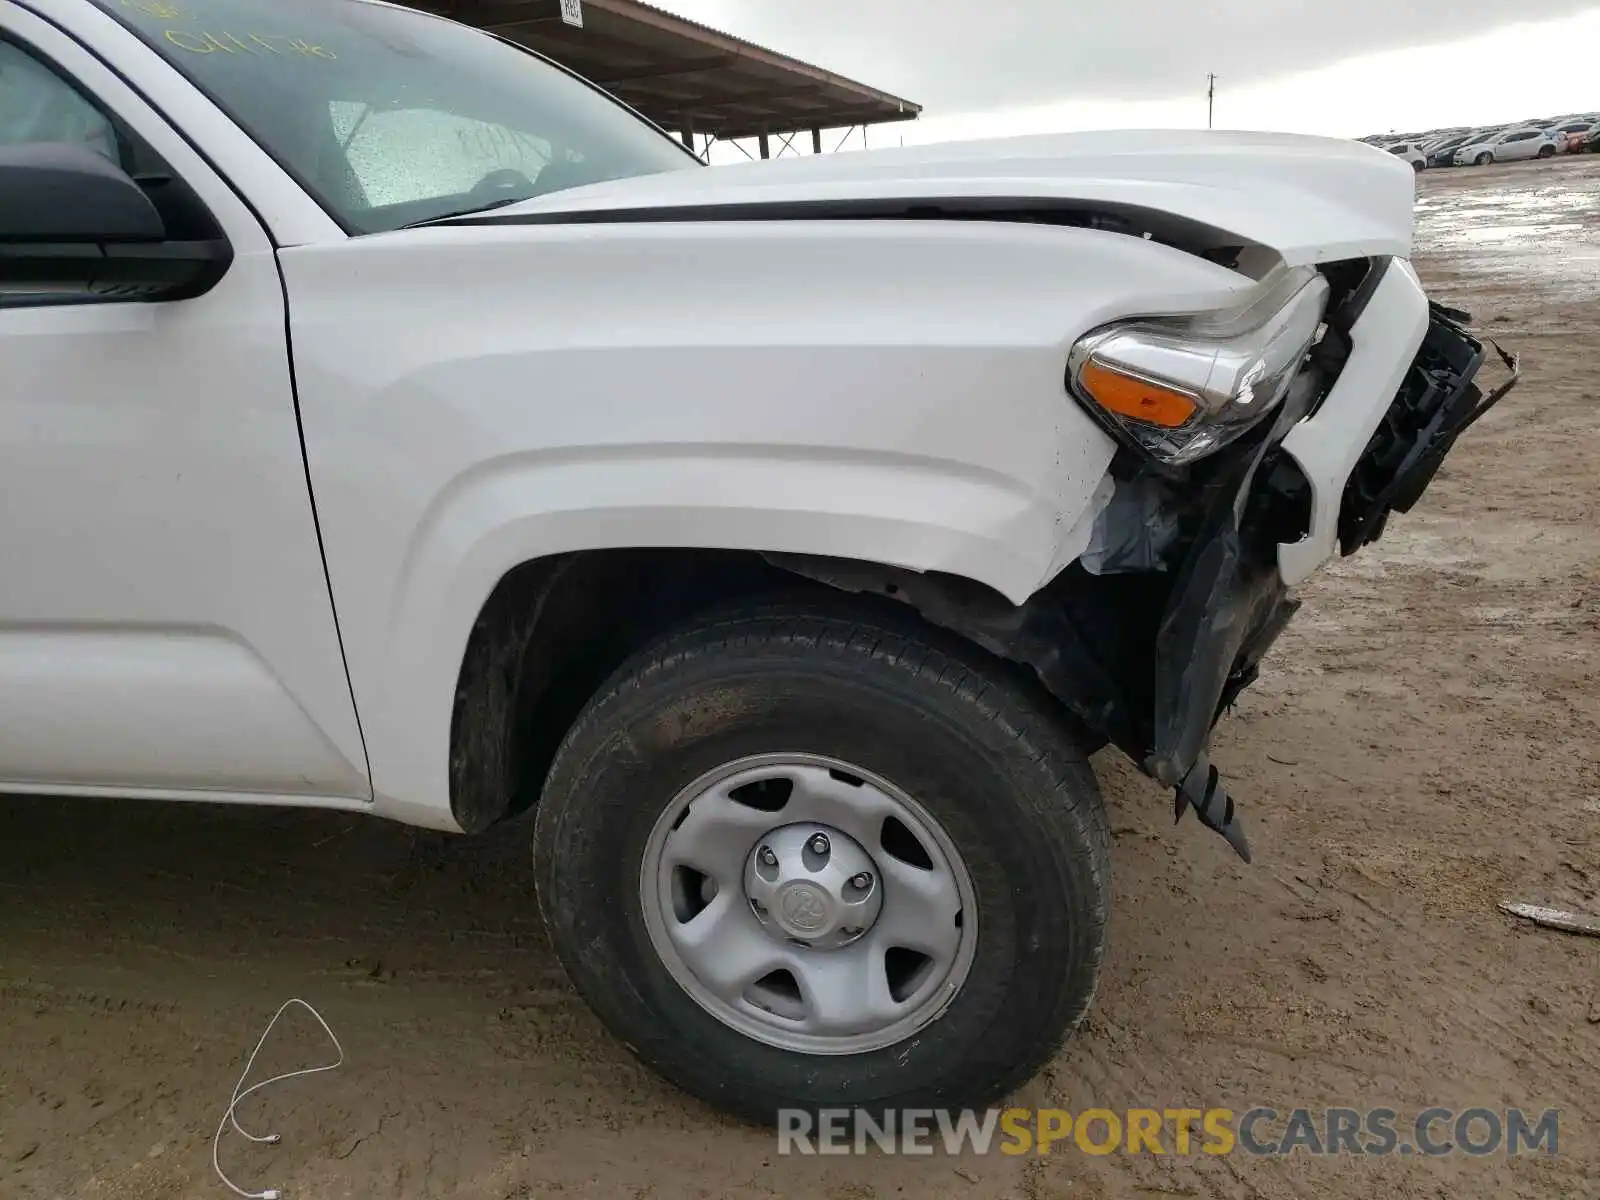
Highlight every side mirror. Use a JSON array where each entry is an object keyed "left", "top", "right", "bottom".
[{"left": 0, "top": 142, "right": 229, "bottom": 301}]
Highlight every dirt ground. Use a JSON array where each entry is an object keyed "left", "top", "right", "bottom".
[{"left": 2, "top": 157, "right": 1597, "bottom": 1200}]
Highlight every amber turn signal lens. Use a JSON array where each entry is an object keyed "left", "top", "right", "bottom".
[{"left": 1078, "top": 359, "right": 1198, "bottom": 429}]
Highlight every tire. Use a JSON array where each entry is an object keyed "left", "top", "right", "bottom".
[
  {"left": 532, "top": 603, "right": 1110, "bottom": 1122},
  {"left": 1476, "top": 152, "right": 1493, "bottom": 166},
  {"left": 1537, "top": 144, "right": 1556, "bottom": 159},
  {"left": 1412, "top": 160, "right": 1424, "bottom": 173}
]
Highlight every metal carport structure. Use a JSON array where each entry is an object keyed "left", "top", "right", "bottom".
[{"left": 408, "top": 0, "right": 921, "bottom": 158}]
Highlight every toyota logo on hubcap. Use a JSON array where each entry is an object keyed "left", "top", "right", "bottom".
[{"left": 778, "top": 882, "right": 830, "bottom": 934}]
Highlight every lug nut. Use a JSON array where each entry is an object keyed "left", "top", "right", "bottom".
[
  {"left": 759, "top": 847, "right": 777, "bottom": 866},
  {"left": 809, "top": 834, "right": 830, "bottom": 855},
  {"left": 850, "top": 872, "right": 872, "bottom": 889}
]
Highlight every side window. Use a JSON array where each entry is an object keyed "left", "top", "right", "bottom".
[
  {"left": 334, "top": 103, "right": 554, "bottom": 209},
  {"left": 1507, "top": 132, "right": 1532, "bottom": 143},
  {"left": 0, "top": 39, "right": 125, "bottom": 168}
]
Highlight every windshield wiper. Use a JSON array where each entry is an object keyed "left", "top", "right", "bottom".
[{"left": 402, "top": 196, "right": 527, "bottom": 229}]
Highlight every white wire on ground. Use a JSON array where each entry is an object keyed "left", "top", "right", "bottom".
[{"left": 212, "top": 998, "right": 345, "bottom": 1200}]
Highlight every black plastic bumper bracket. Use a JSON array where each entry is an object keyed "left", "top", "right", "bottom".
[{"left": 1173, "top": 752, "right": 1252, "bottom": 863}]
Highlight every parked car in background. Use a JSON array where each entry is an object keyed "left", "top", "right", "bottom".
[
  {"left": 1439, "top": 127, "right": 1511, "bottom": 165},
  {"left": 1551, "top": 121, "right": 1597, "bottom": 153},
  {"left": 1381, "top": 141, "right": 1428, "bottom": 171},
  {"left": 1586, "top": 127, "right": 1600, "bottom": 153},
  {"left": 1537, "top": 114, "right": 1599, "bottom": 129},
  {"left": 1425, "top": 132, "right": 1480, "bottom": 167},
  {"left": 1454, "top": 127, "right": 1560, "bottom": 165}
]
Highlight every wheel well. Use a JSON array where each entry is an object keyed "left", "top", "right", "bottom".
[
  {"left": 448, "top": 549, "right": 786, "bottom": 833},
  {"left": 448, "top": 548, "right": 1121, "bottom": 834}
]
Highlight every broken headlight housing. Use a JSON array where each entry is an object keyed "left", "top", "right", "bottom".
[{"left": 1067, "top": 268, "right": 1330, "bottom": 466}]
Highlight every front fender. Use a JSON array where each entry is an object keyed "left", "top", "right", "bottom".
[
  {"left": 346, "top": 446, "right": 1113, "bottom": 830},
  {"left": 402, "top": 446, "right": 1101, "bottom": 621},
  {"left": 280, "top": 218, "right": 1250, "bottom": 828}
]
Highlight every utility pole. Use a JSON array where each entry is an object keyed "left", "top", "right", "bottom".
[{"left": 1207, "top": 72, "right": 1217, "bottom": 129}]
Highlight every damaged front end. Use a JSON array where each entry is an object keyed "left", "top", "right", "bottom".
[
  {"left": 1068, "top": 258, "right": 1518, "bottom": 860},
  {"left": 774, "top": 256, "right": 1517, "bottom": 863}
]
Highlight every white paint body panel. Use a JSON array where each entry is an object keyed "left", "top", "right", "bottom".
[
  {"left": 280, "top": 220, "right": 1253, "bottom": 826},
  {"left": 494, "top": 128, "right": 1421, "bottom": 268},
  {"left": 0, "top": 2, "right": 368, "bottom": 800},
  {"left": 0, "top": 629, "right": 360, "bottom": 793}
]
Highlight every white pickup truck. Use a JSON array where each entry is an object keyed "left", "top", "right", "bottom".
[{"left": 1, "top": 0, "right": 1514, "bottom": 1121}]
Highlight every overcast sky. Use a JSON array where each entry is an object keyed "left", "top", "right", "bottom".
[{"left": 653, "top": 0, "right": 1600, "bottom": 152}]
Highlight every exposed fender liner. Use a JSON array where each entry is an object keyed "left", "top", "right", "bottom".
[
  {"left": 761, "top": 553, "right": 1134, "bottom": 752},
  {"left": 449, "top": 555, "right": 575, "bottom": 834},
  {"left": 1149, "top": 363, "right": 1318, "bottom": 789}
]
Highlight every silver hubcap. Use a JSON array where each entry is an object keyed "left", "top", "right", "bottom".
[
  {"left": 746, "top": 823, "right": 883, "bottom": 949},
  {"left": 640, "top": 753, "right": 977, "bottom": 1055}
]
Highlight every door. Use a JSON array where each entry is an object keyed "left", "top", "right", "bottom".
[
  {"left": 0, "top": 6, "right": 368, "bottom": 801},
  {"left": 1500, "top": 131, "right": 1537, "bottom": 161}
]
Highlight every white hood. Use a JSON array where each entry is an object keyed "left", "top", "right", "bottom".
[{"left": 495, "top": 129, "right": 1417, "bottom": 268}]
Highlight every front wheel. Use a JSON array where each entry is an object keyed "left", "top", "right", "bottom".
[
  {"left": 532, "top": 605, "right": 1110, "bottom": 1121},
  {"left": 1476, "top": 152, "right": 1494, "bottom": 166},
  {"left": 1537, "top": 144, "right": 1556, "bottom": 159}
]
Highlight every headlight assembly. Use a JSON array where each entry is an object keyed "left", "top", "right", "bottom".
[{"left": 1068, "top": 268, "right": 1330, "bottom": 466}]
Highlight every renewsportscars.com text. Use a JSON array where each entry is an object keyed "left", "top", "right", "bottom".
[{"left": 777, "top": 1106, "right": 1560, "bottom": 1157}]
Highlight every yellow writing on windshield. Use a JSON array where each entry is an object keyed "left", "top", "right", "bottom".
[
  {"left": 123, "top": 0, "right": 185, "bottom": 18},
  {"left": 118, "top": 2, "right": 337, "bottom": 61},
  {"left": 162, "top": 30, "right": 336, "bottom": 59}
]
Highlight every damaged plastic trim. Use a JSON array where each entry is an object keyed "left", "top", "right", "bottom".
[
  {"left": 1174, "top": 753, "right": 1251, "bottom": 863},
  {"left": 1145, "top": 363, "right": 1320, "bottom": 792},
  {"left": 1339, "top": 302, "right": 1520, "bottom": 554},
  {"left": 1141, "top": 301, "right": 1510, "bottom": 858}
]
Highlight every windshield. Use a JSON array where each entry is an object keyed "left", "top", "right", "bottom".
[{"left": 94, "top": 0, "right": 700, "bottom": 233}]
